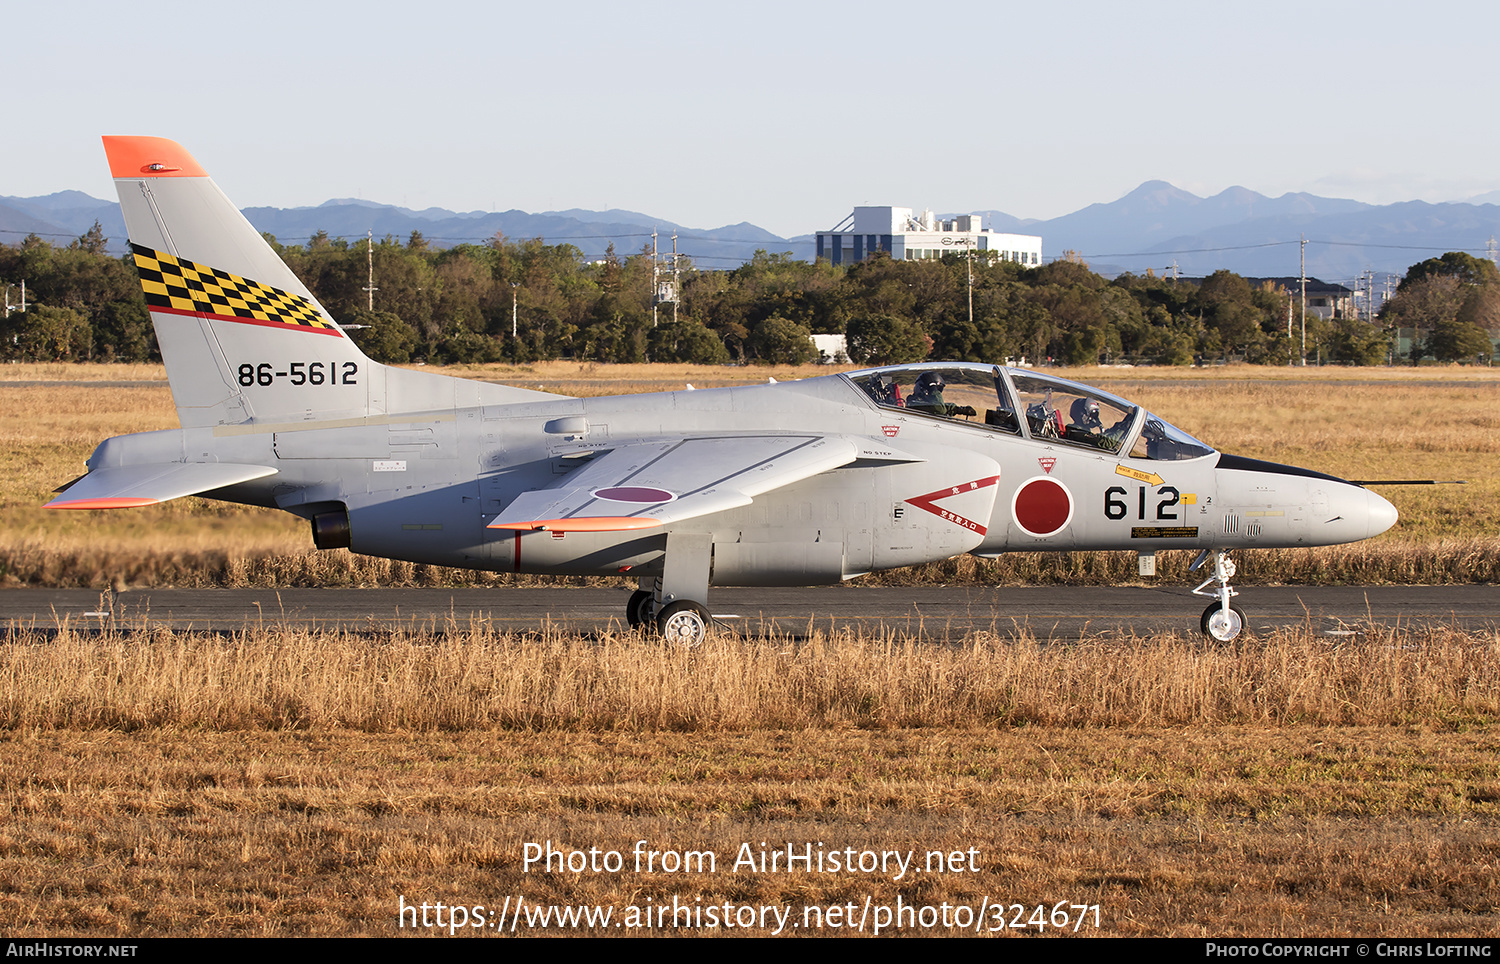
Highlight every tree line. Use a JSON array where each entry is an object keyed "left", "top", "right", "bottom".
[{"left": 1, "top": 223, "right": 1495, "bottom": 366}]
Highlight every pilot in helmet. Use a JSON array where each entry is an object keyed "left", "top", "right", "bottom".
[
  {"left": 1069, "top": 397, "right": 1103, "bottom": 431},
  {"left": 909, "top": 371, "right": 976, "bottom": 419},
  {"left": 910, "top": 371, "right": 946, "bottom": 403}
]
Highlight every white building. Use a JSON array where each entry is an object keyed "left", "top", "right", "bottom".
[
  {"left": 810, "top": 333, "right": 849, "bottom": 363},
  {"left": 816, "top": 206, "right": 1042, "bottom": 268}
]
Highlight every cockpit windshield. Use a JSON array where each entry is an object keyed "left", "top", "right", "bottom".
[
  {"left": 850, "top": 366, "right": 1022, "bottom": 434},
  {"left": 1009, "top": 371, "right": 1137, "bottom": 454},
  {"left": 1130, "top": 414, "right": 1215, "bottom": 461},
  {"left": 846, "top": 364, "right": 1216, "bottom": 462}
]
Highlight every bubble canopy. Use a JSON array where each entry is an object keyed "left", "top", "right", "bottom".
[{"left": 844, "top": 363, "right": 1215, "bottom": 462}]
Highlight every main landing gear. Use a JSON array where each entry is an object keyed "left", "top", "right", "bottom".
[
  {"left": 625, "top": 540, "right": 713, "bottom": 646},
  {"left": 625, "top": 588, "right": 712, "bottom": 646},
  {"left": 1190, "top": 549, "right": 1245, "bottom": 642}
]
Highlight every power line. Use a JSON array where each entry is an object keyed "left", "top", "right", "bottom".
[
  {"left": 1313, "top": 240, "right": 1492, "bottom": 252},
  {"left": 0, "top": 228, "right": 93, "bottom": 240},
  {"left": 10, "top": 223, "right": 1491, "bottom": 268},
  {"left": 1084, "top": 238, "right": 1496, "bottom": 260},
  {"left": 1084, "top": 241, "right": 1297, "bottom": 258}
]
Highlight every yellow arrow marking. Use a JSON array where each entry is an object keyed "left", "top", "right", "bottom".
[{"left": 1115, "top": 465, "right": 1165, "bottom": 485}]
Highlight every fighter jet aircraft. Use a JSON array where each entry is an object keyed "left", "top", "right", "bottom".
[{"left": 47, "top": 136, "right": 1399, "bottom": 644}]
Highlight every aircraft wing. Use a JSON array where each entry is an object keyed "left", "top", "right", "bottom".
[
  {"left": 46, "top": 462, "right": 279, "bottom": 509},
  {"left": 488, "top": 435, "right": 869, "bottom": 532}
]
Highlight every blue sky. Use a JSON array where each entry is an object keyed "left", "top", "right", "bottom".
[{"left": 8, "top": 0, "right": 1498, "bottom": 237}]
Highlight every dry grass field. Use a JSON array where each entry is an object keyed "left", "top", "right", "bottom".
[
  {"left": 0, "top": 621, "right": 1497, "bottom": 936},
  {"left": 7, "top": 620, "right": 1497, "bottom": 731},
  {"left": 4, "top": 726, "right": 1497, "bottom": 937},
  {"left": 2, "top": 361, "right": 1498, "bottom": 937}
]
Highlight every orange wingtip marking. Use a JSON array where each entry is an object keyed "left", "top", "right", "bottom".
[
  {"left": 46, "top": 497, "right": 160, "bottom": 510},
  {"left": 488, "top": 517, "right": 664, "bottom": 532},
  {"left": 102, "top": 136, "right": 208, "bottom": 179}
]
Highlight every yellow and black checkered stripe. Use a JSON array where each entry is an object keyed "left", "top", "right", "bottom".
[{"left": 130, "top": 243, "right": 340, "bottom": 336}]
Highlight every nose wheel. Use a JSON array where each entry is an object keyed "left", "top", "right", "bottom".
[
  {"left": 1191, "top": 550, "right": 1245, "bottom": 641},
  {"left": 1200, "top": 600, "right": 1246, "bottom": 642}
]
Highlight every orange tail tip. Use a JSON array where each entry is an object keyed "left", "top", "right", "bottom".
[{"left": 101, "top": 136, "right": 208, "bottom": 179}]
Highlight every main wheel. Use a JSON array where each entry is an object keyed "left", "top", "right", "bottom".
[
  {"left": 1200, "top": 601, "right": 1246, "bottom": 642},
  {"left": 626, "top": 589, "right": 655, "bottom": 629},
  {"left": 657, "top": 601, "right": 710, "bottom": 647}
]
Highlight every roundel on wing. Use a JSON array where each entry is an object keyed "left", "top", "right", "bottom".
[
  {"left": 1012, "top": 476, "right": 1073, "bottom": 537},
  {"left": 593, "top": 485, "right": 676, "bottom": 504}
]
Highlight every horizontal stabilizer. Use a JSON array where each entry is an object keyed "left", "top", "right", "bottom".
[
  {"left": 46, "top": 462, "right": 278, "bottom": 510},
  {"left": 489, "top": 435, "right": 858, "bottom": 532}
]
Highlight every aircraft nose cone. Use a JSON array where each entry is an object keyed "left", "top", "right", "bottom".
[{"left": 1366, "top": 488, "right": 1398, "bottom": 538}]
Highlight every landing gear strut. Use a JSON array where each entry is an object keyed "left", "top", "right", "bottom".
[{"left": 1191, "top": 549, "right": 1245, "bottom": 642}]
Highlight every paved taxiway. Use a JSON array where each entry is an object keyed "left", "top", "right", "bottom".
[{"left": 1, "top": 586, "right": 1493, "bottom": 639}]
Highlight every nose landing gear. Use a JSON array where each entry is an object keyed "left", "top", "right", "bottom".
[{"left": 1191, "top": 550, "right": 1245, "bottom": 642}]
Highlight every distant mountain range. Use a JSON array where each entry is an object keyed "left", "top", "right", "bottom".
[
  {"left": 0, "top": 191, "right": 797, "bottom": 269},
  {"left": 7, "top": 181, "right": 1500, "bottom": 283},
  {"left": 969, "top": 181, "right": 1500, "bottom": 281}
]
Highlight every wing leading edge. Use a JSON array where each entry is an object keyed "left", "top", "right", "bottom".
[{"left": 488, "top": 435, "right": 877, "bottom": 532}]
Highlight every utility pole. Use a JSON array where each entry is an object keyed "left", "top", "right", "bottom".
[
  {"left": 3, "top": 281, "right": 24, "bottom": 318},
  {"left": 1299, "top": 236, "right": 1308, "bottom": 366},
  {"left": 650, "top": 230, "right": 680, "bottom": 326},
  {"left": 967, "top": 245, "right": 974, "bottom": 329},
  {"left": 1286, "top": 295, "right": 1294, "bottom": 366},
  {"left": 363, "top": 230, "right": 377, "bottom": 311}
]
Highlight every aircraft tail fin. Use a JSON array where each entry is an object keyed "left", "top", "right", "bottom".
[
  {"left": 104, "top": 136, "right": 383, "bottom": 427},
  {"left": 103, "top": 136, "right": 560, "bottom": 428}
]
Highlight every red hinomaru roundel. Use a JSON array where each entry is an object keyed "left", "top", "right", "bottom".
[
  {"left": 592, "top": 486, "right": 676, "bottom": 504},
  {"left": 1011, "top": 476, "right": 1074, "bottom": 537}
]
